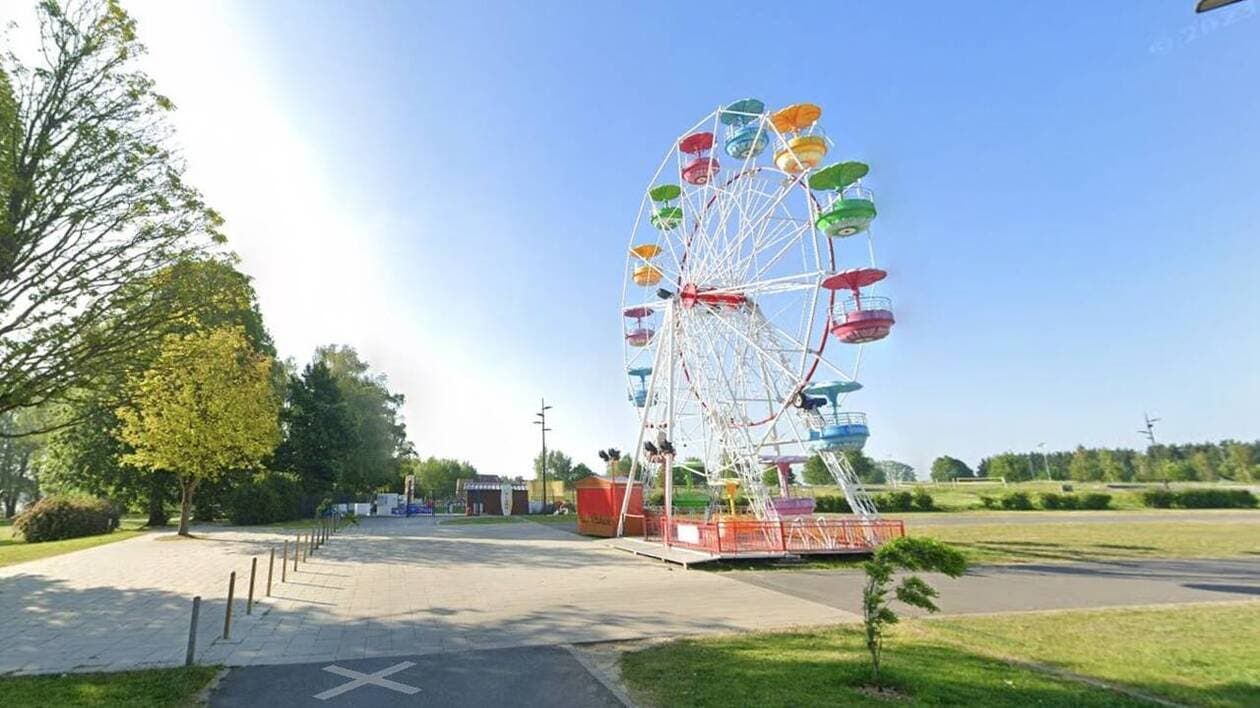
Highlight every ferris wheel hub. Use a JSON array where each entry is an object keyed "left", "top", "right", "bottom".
[{"left": 679, "top": 283, "right": 746, "bottom": 310}]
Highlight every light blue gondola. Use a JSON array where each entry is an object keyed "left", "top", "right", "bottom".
[
  {"left": 720, "top": 98, "right": 768, "bottom": 159},
  {"left": 628, "top": 366, "right": 653, "bottom": 408},
  {"left": 803, "top": 379, "right": 869, "bottom": 451}
]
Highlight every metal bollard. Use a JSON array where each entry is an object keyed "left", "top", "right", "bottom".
[
  {"left": 282, "top": 541, "right": 288, "bottom": 582},
  {"left": 247, "top": 557, "right": 258, "bottom": 615},
  {"left": 186, "top": 596, "right": 201, "bottom": 666},
  {"left": 223, "top": 571, "right": 236, "bottom": 639},
  {"left": 267, "top": 548, "right": 275, "bottom": 597}
]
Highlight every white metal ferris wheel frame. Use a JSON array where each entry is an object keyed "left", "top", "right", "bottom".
[{"left": 616, "top": 104, "right": 888, "bottom": 534}]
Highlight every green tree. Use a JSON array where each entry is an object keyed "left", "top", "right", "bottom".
[
  {"left": 277, "top": 362, "right": 357, "bottom": 497},
  {"left": 1097, "top": 449, "right": 1130, "bottom": 482},
  {"left": 930, "top": 456, "right": 973, "bottom": 481},
  {"left": 802, "top": 454, "right": 831, "bottom": 485},
  {"left": 845, "top": 450, "right": 884, "bottom": 484},
  {"left": 315, "top": 346, "right": 410, "bottom": 493},
  {"left": 0, "top": 1, "right": 224, "bottom": 424},
  {"left": 41, "top": 257, "right": 271, "bottom": 525},
  {"left": 861, "top": 537, "right": 967, "bottom": 684},
  {"left": 876, "top": 460, "right": 916, "bottom": 483},
  {"left": 117, "top": 328, "right": 280, "bottom": 535},
  {"left": 412, "top": 457, "right": 477, "bottom": 499},
  {"left": 1222, "top": 442, "right": 1255, "bottom": 482},
  {"left": 570, "top": 463, "right": 595, "bottom": 483},
  {"left": 1188, "top": 450, "right": 1218, "bottom": 482},
  {"left": 1068, "top": 447, "right": 1102, "bottom": 482},
  {"left": 0, "top": 410, "right": 45, "bottom": 517},
  {"left": 534, "top": 449, "right": 576, "bottom": 484}
]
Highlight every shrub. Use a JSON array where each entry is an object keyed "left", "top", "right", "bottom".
[
  {"left": 814, "top": 495, "right": 852, "bottom": 513},
  {"left": 226, "top": 472, "right": 303, "bottom": 525},
  {"left": 999, "top": 491, "right": 1034, "bottom": 510},
  {"left": 872, "top": 491, "right": 913, "bottom": 512},
  {"left": 1175, "top": 488, "right": 1257, "bottom": 509},
  {"left": 13, "top": 496, "right": 118, "bottom": 542},
  {"left": 911, "top": 488, "right": 935, "bottom": 511},
  {"left": 1141, "top": 489, "right": 1176, "bottom": 508},
  {"left": 1080, "top": 493, "right": 1112, "bottom": 510},
  {"left": 979, "top": 495, "right": 999, "bottom": 509},
  {"left": 1040, "top": 493, "right": 1078, "bottom": 510}
]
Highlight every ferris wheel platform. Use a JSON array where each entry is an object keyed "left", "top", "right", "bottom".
[{"left": 607, "top": 514, "right": 905, "bottom": 568}]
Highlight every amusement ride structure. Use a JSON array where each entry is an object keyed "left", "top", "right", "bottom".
[{"left": 615, "top": 99, "right": 903, "bottom": 555}]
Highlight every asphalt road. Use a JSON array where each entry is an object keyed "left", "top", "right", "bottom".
[
  {"left": 884, "top": 510, "right": 1260, "bottom": 527},
  {"left": 210, "top": 646, "right": 623, "bottom": 708},
  {"left": 730, "top": 557, "right": 1260, "bottom": 615}
]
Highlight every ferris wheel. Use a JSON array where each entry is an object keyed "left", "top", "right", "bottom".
[{"left": 618, "top": 98, "right": 895, "bottom": 527}]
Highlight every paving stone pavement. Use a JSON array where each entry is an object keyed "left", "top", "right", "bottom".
[{"left": 0, "top": 517, "right": 854, "bottom": 675}]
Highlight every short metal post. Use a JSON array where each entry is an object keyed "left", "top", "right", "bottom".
[
  {"left": 223, "top": 572, "right": 236, "bottom": 639},
  {"left": 247, "top": 557, "right": 257, "bottom": 614},
  {"left": 185, "top": 596, "right": 201, "bottom": 666},
  {"left": 282, "top": 541, "right": 288, "bottom": 582},
  {"left": 266, "top": 548, "right": 275, "bottom": 597}
]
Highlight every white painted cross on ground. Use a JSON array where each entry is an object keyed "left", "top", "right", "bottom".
[{"left": 314, "top": 661, "right": 422, "bottom": 701}]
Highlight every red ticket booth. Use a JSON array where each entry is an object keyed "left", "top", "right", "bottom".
[{"left": 575, "top": 476, "right": 643, "bottom": 537}]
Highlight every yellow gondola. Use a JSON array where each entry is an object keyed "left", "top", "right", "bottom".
[{"left": 633, "top": 264, "right": 663, "bottom": 286}]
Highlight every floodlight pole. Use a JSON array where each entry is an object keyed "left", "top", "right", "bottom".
[
  {"left": 534, "top": 400, "right": 553, "bottom": 512},
  {"left": 1037, "top": 442, "right": 1051, "bottom": 480}
]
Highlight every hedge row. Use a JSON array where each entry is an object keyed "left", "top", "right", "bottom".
[
  {"left": 980, "top": 491, "right": 1113, "bottom": 511},
  {"left": 816, "top": 490, "right": 936, "bottom": 513},
  {"left": 226, "top": 472, "right": 305, "bottom": 525},
  {"left": 1141, "top": 488, "right": 1257, "bottom": 509},
  {"left": 13, "top": 496, "right": 120, "bottom": 543}
]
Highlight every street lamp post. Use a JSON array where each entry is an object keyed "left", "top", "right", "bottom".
[
  {"left": 534, "top": 399, "right": 552, "bottom": 513},
  {"left": 1038, "top": 442, "right": 1051, "bottom": 480}
]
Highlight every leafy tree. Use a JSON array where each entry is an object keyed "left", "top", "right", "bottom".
[
  {"left": 0, "top": 410, "right": 44, "bottom": 517},
  {"left": 412, "top": 456, "right": 477, "bottom": 499},
  {"left": 876, "top": 460, "right": 916, "bottom": 483},
  {"left": 0, "top": 1, "right": 224, "bottom": 425},
  {"left": 802, "top": 454, "right": 832, "bottom": 485},
  {"left": 117, "top": 328, "right": 279, "bottom": 535},
  {"left": 533, "top": 449, "right": 575, "bottom": 484},
  {"left": 570, "top": 462, "right": 595, "bottom": 483},
  {"left": 277, "top": 362, "right": 357, "bottom": 497},
  {"left": 1160, "top": 458, "right": 1198, "bottom": 482},
  {"left": 1188, "top": 450, "right": 1218, "bottom": 482},
  {"left": 315, "top": 346, "right": 410, "bottom": 493},
  {"left": 1222, "top": 442, "right": 1255, "bottom": 482},
  {"left": 861, "top": 537, "right": 967, "bottom": 684},
  {"left": 1068, "top": 446, "right": 1102, "bottom": 482},
  {"left": 929, "top": 456, "right": 973, "bottom": 481},
  {"left": 1096, "top": 449, "right": 1130, "bottom": 482},
  {"left": 41, "top": 257, "right": 271, "bottom": 525},
  {"left": 844, "top": 450, "right": 884, "bottom": 485}
]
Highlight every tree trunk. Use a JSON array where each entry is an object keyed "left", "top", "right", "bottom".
[
  {"left": 177, "top": 478, "right": 198, "bottom": 536},
  {"left": 146, "top": 475, "right": 170, "bottom": 526},
  {"left": 3, "top": 497, "right": 15, "bottom": 518}
]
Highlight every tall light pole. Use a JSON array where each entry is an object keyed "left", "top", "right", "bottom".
[
  {"left": 533, "top": 399, "right": 552, "bottom": 512},
  {"left": 1037, "top": 442, "right": 1051, "bottom": 480}
]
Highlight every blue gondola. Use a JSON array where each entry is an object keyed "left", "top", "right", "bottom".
[{"left": 720, "top": 98, "right": 768, "bottom": 159}]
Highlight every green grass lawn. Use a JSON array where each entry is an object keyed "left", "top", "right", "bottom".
[
  {"left": 804, "top": 481, "right": 1192, "bottom": 512},
  {"left": 911, "top": 521, "right": 1260, "bottom": 564},
  {"left": 0, "top": 516, "right": 149, "bottom": 569},
  {"left": 440, "top": 515, "right": 523, "bottom": 525},
  {"left": 0, "top": 665, "right": 219, "bottom": 707},
  {"left": 621, "top": 603, "right": 1260, "bottom": 707},
  {"left": 920, "top": 603, "right": 1260, "bottom": 707}
]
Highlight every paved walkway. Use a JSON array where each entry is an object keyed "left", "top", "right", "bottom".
[
  {"left": 731, "top": 558, "right": 1260, "bottom": 616},
  {"left": 0, "top": 517, "right": 851, "bottom": 675},
  {"left": 2, "top": 515, "right": 1258, "bottom": 679}
]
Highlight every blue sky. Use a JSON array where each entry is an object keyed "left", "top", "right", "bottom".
[{"left": 20, "top": 1, "right": 1258, "bottom": 477}]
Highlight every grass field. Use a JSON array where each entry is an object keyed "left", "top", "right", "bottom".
[
  {"left": 0, "top": 516, "right": 149, "bottom": 569},
  {"left": 805, "top": 481, "right": 1162, "bottom": 511},
  {"left": 0, "top": 665, "right": 219, "bottom": 707},
  {"left": 440, "top": 515, "right": 523, "bottom": 525},
  {"left": 621, "top": 602, "right": 1260, "bottom": 707},
  {"left": 911, "top": 520, "right": 1260, "bottom": 564}
]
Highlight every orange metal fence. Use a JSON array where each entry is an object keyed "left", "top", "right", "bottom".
[{"left": 644, "top": 512, "right": 904, "bottom": 555}]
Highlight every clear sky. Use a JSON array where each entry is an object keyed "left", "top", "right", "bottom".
[{"left": 7, "top": 1, "right": 1258, "bottom": 477}]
